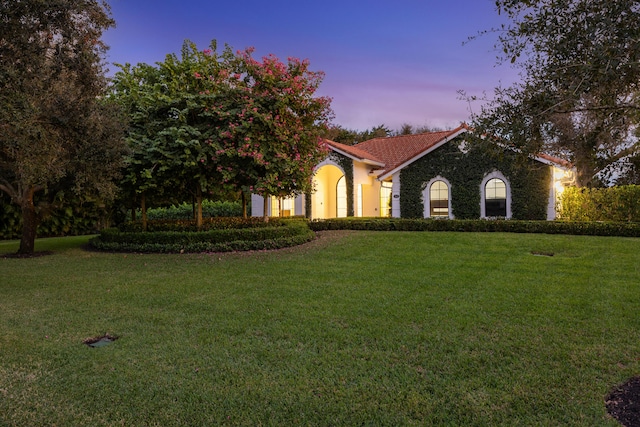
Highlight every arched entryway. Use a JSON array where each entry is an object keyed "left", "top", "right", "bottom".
[{"left": 312, "top": 164, "right": 347, "bottom": 219}]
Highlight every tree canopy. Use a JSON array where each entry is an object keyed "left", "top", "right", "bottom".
[
  {"left": 111, "top": 40, "right": 333, "bottom": 223},
  {"left": 0, "top": 0, "right": 127, "bottom": 253},
  {"left": 470, "top": 0, "right": 640, "bottom": 186}
]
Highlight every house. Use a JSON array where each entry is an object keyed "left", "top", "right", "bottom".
[{"left": 251, "top": 124, "right": 575, "bottom": 220}]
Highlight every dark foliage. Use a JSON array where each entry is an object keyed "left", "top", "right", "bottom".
[
  {"left": 90, "top": 219, "right": 315, "bottom": 253},
  {"left": 309, "top": 217, "right": 640, "bottom": 237},
  {"left": 399, "top": 138, "right": 550, "bottom": 220}
]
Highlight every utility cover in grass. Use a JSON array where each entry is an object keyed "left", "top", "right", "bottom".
[{"left": 84, "top": 334, "right": 118, "bottom": 348}]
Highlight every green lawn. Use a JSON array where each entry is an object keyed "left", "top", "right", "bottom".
[{"left": 1, "top": 231, "right": 638, "bottom": 426}]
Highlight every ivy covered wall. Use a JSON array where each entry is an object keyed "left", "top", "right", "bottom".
[
  {"left": 331, "top": 152, "right": 355, "bottom": 217},
  {"left": 399, "top": 138, "right": 551, "bottom": 219}
]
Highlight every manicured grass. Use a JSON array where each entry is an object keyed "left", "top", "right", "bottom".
[{"left": 1, "top": 231, "right": 639, "bottom": 425}]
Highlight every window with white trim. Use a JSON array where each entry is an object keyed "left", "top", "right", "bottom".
[
  {"left": 484, "top": 178, "right": 507, "bottom": 217},
  {"left": 429, "top": 180, "right": 450, "bottom": 217},
  {"left": 270, "top": 196, "right": 295, "bottom": 217}
]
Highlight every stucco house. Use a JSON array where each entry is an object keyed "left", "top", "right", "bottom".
[{"left": 251, "top": 124, "right": 575, "bottom": 220}]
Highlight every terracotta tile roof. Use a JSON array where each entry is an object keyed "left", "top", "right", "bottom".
[
  {"left": 324, "top": 123, "right": 573, "bottom": 177},
  {"left": 353, "top": 125, "right": 467, "bottom": 177},
  {"left": 324, "top": 139, "right": 385, "bottom": 166}
]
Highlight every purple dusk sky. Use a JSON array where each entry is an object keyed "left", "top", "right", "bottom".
[{"left": 102, "top": 0, "right": 519, "bottom": 132}]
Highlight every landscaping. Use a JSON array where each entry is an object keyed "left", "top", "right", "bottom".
[
  {"left": 89, "top": 218, "right": 314, "bottom": 253},
  {"left": 1, "top": 231, "right": 639, "bottom": 425}
]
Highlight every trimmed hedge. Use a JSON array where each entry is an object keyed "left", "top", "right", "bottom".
[
  {"left": 90, "top": 219, "right": 315, "bottom": 253},
  {"left": 119, "top": 217, "right": 283, "bottom": 232},
  {"left": 140, "top": 200, "right": 243, "bottom": 221},
  {"left": 309, "top": 217, "right": 640, "bottom": 237}
]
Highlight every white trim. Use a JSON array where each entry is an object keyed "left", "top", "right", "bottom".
[
  {"left": 377, "top": 127, "right": 468, "bottom": 181},
  {"left": 422, "top": 177, "right": 454, "bottom": 219},
  {"left": 391, "top": 172, "right": 401, "bottom": 218},
  {"left": 314, "top": 157, "right": 346, "bottom": 173},
  {"left": 534, "top": 155, "right": 567, "bottom": 168},
  {"left": 480, "top": 171, "right": 512, "bottom": 219}
]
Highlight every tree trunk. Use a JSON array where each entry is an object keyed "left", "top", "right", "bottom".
[
  {"left": 241, "top": 192, "right": 247, "bottom": 218},
  {"left": 195, "top": 184, "right": 203, "bottom": 228},
  {"left": 18, "top": 189, "right": 38, "bottom": 255},
  {"left": 141, "top": 193, "right": 148, "bottom": 231}
]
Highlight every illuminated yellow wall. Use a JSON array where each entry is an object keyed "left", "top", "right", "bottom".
[{"left": 312, "top": 164, "right": 344, "bottom": 219}]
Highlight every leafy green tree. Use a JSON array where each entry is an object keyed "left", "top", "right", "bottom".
[
  {"left": 397, "top": 123, "right": 414, "bottom": 136},
  {"left": 113, "top": 41, "right": 333, "bottom": 222},
  {"left": 0, "top": 0, "right": 127, "bottom": 254},
  {"left": 470, "top": 0, "right": 640, "bottom": 186},
  {"left": 112, "top": 42, "right": 238, "bottom": 227},
  {"left": 323, "top": 124, "right": 390, "bottom": 145}
]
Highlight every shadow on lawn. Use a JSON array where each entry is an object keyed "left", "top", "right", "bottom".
[{"left": 1, "top": 251, "right": 53, "bottom": 259}]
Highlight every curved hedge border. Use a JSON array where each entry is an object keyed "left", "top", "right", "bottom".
[
  {"left": 309, "top": 218, "right": 640, "bottom": 237},
  {"left": 90, "top": 219, "right": 315, "bottom": 253}
]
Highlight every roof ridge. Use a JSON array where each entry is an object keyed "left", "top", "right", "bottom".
[{"left": 357, "top": 125, "right": 466, "bottom": 145}]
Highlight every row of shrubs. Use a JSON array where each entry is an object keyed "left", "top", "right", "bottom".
[
  {"left": 0, "top": 197, "right": 243, "bottom": 240},
  {"left": 119, "top": 216, "right": 279, "bottom": 232},
  {"left": 89, "top": 215, "right": 640, "bottom": 254},
  {"left": 309, "top": 217, "right": 640, "bottom": 237},
  {"left": 139, "top": 200, "right": 243, "bottom": 221},
  {"left": 90, "top": 218, "right": 315, "bottom": 253}
]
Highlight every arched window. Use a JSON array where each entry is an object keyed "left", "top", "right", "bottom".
[
  {"left": 429, "top": 180, "right": 449, "bottom": 217},
  {"left": 336, "top": 176, "right": 347, "bottom": 217},
  {"left": 423, "top": 177, "right": 452, "bottom": 218},
  {"left": 484, "top": 178, "right": 507, "bottom": 217}
]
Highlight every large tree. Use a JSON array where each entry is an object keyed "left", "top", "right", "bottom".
[
  {"left": 113, "top": 41, "right": 333, "bottom": 222},
  {"left": 0, "top": 0, "right": 127, "bottom": 254},
  {"left": 111, "top": 42, "right": 237, "bottom": 227},
  {"left": 228, "top": 48, "right": 333, "bottom": 216},
  {"left": 470, "top": 0, "right": 640, "bottom": 186}
]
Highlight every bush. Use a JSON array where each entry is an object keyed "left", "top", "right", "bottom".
[
  {"left": 138, "top": 200, "right": 243, "bottom": 221},
  {"left": 308, "top": 217, "right": 640, "bottom": 237},
  {"left": 0, "top": 193, "right": 108, "bottom": 240},
  {"left": 90, "top": 219, "right": 315, "bottom": 253},
  {"left": 118, "top": 217, "right": 280, "bottom": 233},
  {"left": 560, "top": 186, "right": 640, "bottom": 222}
]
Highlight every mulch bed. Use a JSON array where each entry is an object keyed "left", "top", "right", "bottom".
[{"left": 607, "top": 376, "right": 640, "bottom": 426}]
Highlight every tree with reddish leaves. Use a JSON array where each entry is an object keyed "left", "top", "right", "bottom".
[{"left": 215, "top": 48, "right": 333, "bottom": 219}]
